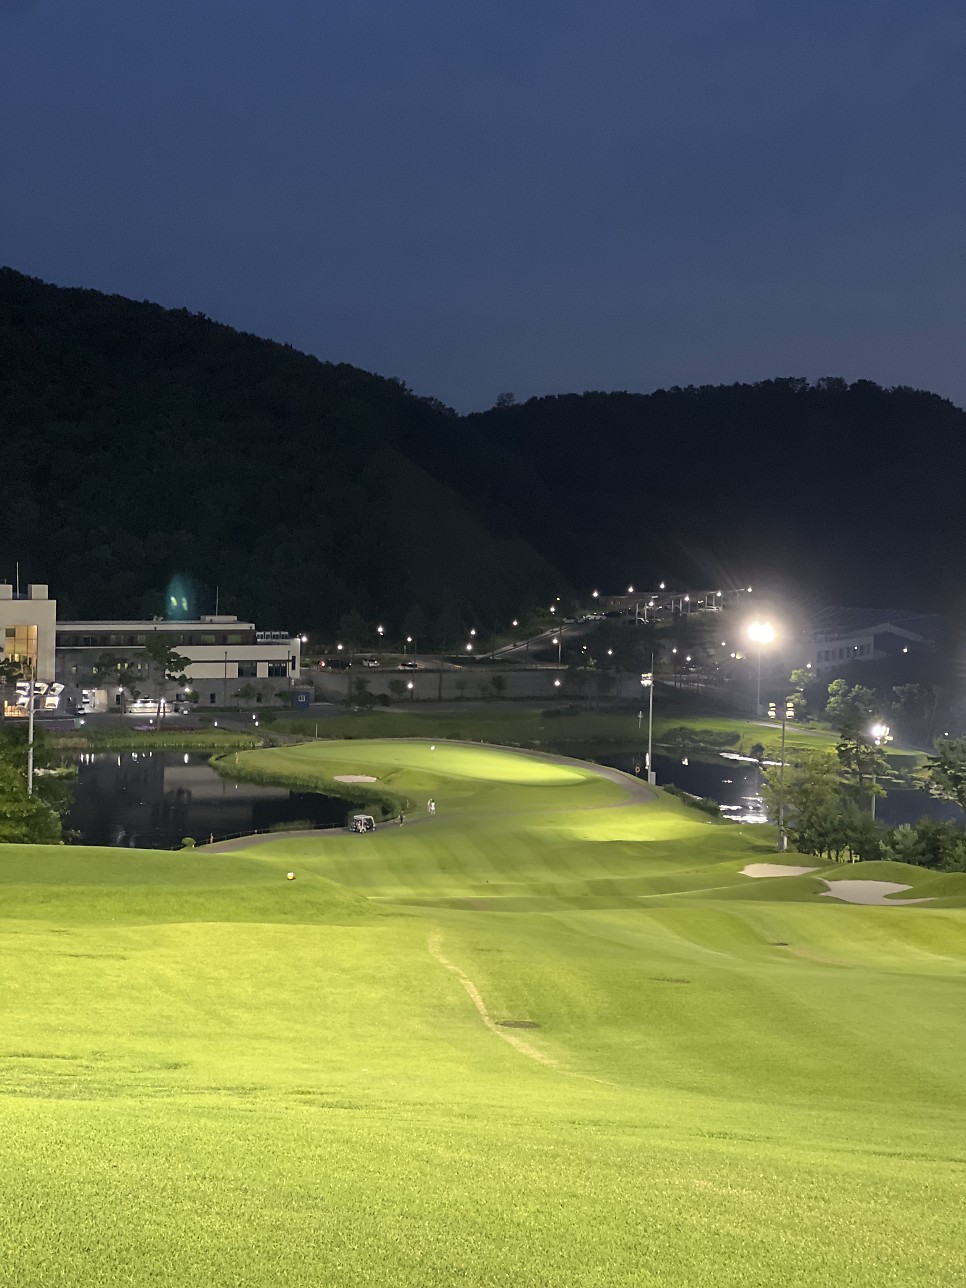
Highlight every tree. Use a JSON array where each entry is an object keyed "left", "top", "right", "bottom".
[
  {"left": 142, "top": 635, "right": 190, "bottom": 725},
  {"left": 762, "top": 751, "right": 844, "bottom": 860},
  {"left": 494, "top": 392, "right": 517, "bottom": 408},
  {"left": 490, "top": 674, "right": 507, "bottom": 698},
  {"left": 786, "top": 667, "right": 824, "bottom": 719},
  {"left": 890, "top": 683, "right": 940, "bottom": 747},
  {"left": 825, "top": 680, "right": 879, "bottom": 737},
  {"left": 350, "top": 676, "right": 376, "bottom": 709},
  {"left": 0, "top": 760, "right": 61, "bottom": 843},
  {"left": 881, "top": 824, "right": 925, "bottom": 865},
  {"left": 924, "top": 736, "right": 966, "bottom": 812},
  {"left": 835, "top": 735, "right": 891, "bottom": 807}
]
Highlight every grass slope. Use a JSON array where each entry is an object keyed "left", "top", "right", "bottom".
[{"left": 1, "top": 740, "right": 964, "bottom": 1286}]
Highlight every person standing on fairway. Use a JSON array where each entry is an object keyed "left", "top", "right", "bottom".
[
  {"left": 398, "top": 811, "right": 405, "bottom": 825},
  {"left": 427, "top": 798, "right": 436, "bottom": 816}
]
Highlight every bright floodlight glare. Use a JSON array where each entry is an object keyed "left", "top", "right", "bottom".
[
  {"left": 512, "top": 619, "right": 519, "bottom": 626},
  {"left": 406, "top": 635, "right": 412, "bottom": 642},
  {"left": 659, "top": 581, "right": 665, "bottom": 589},
  {"left": 747, "top": 586, "right": 753, "bottom": 592},
  {"left": 870, "top": 722, "right": 889, "bottom": 741},
  {"left": 592, "top": 590, "right": 599, "bottom": 598},
  {"left": 465, "top": 643, "right": 473, "bottom": 651},
  {"left": 747, "top": 621, "right": 776, "bottom": 645},
  {"left": 469, "top": 628, "right": 476, "bottom": 636},
  {"left": 628, "top": 585, "right": 634, "bottom": 593}
]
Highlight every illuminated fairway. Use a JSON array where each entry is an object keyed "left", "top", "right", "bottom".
[{"left": 2, "top": 740, "right": 965, "bottom": 1286}]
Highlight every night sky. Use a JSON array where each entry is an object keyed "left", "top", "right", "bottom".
[{"left": 2, "top": 1, "right": 964, "bottom": 412}]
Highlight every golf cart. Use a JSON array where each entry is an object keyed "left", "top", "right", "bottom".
[{"left": 350, "top": 814, "right": 376, "bottom": 834}]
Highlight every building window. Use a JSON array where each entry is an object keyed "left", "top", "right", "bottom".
[
  {"left": 238, "top": 662, "right": 257, "bottom": 678},
  {"left": 267, "top": 662, "right": 287, "bottom": 677},
  {"left": 210, "top": 692, "right": 216, "bottom": 704}
]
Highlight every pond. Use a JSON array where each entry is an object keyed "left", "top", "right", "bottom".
[
  {"left": 596, "top": 750, "right": 963, "bottom": 828},
  {"left": 65, "top": 751, "right": 349, "bottom": 849}
]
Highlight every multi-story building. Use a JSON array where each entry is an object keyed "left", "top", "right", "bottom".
[
  {"left": 805, "top": 609, "right": 938, "bottom": 675},
  {"left": 55, "top": 614, "right": 302, "bottom": 711},
  {"left": 0, "top": 583, "right": 57, "bottom": 680}
]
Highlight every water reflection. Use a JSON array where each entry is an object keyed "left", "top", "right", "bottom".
[
  {"left": 596, "top": 750, "right": 962, "bottom": 828},
  {"left": 66, "top": 752, "right": 347, "bottom": 849}
]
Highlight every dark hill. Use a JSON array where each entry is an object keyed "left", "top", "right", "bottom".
[
  {"left": 470, "top": 381, "right": 965, "bottom": 609},
  {"left": 0, "top": 269, "right": 563, "bottom": 629},
  {"left": 3, "top": 267, "right": 960, "bottom": 626}
]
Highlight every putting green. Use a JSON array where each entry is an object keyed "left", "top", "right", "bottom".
[{"left": 2, "top": 739, "right": 965, "bottom": 1286}]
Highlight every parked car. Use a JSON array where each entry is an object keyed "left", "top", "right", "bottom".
[
  {"left": 322, "top": 657, "right": 351, "bottom": 670},
  {"left": 361, "top": 658, "right": 380, "bottom": 668},
  {"left": 397, "top": 660, "right": 419, "bottom": 670}
]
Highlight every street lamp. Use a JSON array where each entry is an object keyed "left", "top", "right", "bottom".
[
  {"left": 640, "top": 661, "right": 656, "bottom": 785},
  {"left": 552, "top": 635, "right": 561, "bottom": 665},
  {"left": 407, "top": 680, "right": 415, "bottom": 702},
  {"left": 768, "top": 700, "right": 796, "bottom": 851},
  {"left": 747, "top": 620, "right": 776, "bottom": 715},
  {"left": 869, "top": 723, "right": 892, "bottom": 821}
]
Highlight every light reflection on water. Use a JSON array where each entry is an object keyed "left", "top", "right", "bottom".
[{"left": 65, "top": 751, "right": 348, "bottom": 849}]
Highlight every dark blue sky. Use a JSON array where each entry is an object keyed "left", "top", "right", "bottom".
[{"left": 2, "top": 1, "right": 964, "bottom": 411}]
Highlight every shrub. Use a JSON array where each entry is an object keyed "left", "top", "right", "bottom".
[
  {"left": 662, "top": 784, "right": 723, "bottom": 817},
  {"left": 181, "top": 836, "right": 196, "bottom": 848}
]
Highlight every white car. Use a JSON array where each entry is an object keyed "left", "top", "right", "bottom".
[{"left": 361, "top": 658, "right": 380, "bottom": 668}]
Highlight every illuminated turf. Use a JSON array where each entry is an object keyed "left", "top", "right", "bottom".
[{"left": 1, "top": 740, "right": 965, "bottom": 1286}]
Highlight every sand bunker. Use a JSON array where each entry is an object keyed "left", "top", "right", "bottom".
[
  {"left": 819, "top": 880, "right": 933, "bottom": 906},
  {"left": 333, "top": 774, "right": 378, "bottom": 783},
  {"left": 741, "top": 863, "right": 819, "bottom": 878}
]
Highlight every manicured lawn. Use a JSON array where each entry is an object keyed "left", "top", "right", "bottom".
[{"left": 1, "top": 739, "right": 964, "bottom": 1285}]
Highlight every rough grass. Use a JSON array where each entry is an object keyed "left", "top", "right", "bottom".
[{"left": 1, "top": 738, "right": 964, "bottom": 1286}]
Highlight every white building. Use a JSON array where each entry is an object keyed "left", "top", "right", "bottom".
[
  {"left": 805, "top": 609, "right": 937, "bottom": 675},
  {"left": 0, "top": 583, "right": 57, "bottom": 680},
  {"left": 55, "top": 614, "right": 302, "bottom": 710}
]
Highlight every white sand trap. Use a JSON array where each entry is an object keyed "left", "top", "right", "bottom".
[
  {"left": 819, "top": 880, "right": 933, "bottom": 906},
  {"left": 742, "top": 863, "right": 819, "bottom": 878},
  {"left": 333, "top": 774, "right": 378, "bottom": 783}
]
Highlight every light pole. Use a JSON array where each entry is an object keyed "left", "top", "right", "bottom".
[
  {"left": 747, "top": 621, "right": 776, "bottom": 715},
  {"left": 26, "top": 659, "right": 36, "bottom": 796},
  {"left": 869, "top": 723, "right": 892, "bottom": 821},
  {"left": 640, "top": 657, "right": 655, "bottom": 785},
  {"left": 768, "top": 700, "right": 796, "bottom": 851},
  {"left": 552, "top": 635, "right": 562, "bottom": 665}
]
